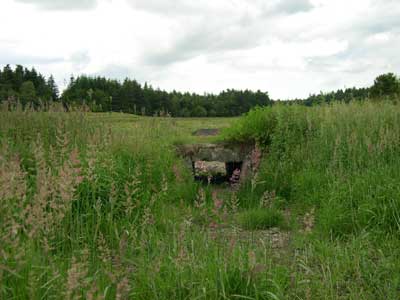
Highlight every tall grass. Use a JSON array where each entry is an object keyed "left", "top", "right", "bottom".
[
  {"left": 223, "top": 101, "right": 400, "bottom": 236},
  {"left": 0, "top": 105, "right": 290, "bottom": 299},
  {"left": 2, "top": 101, "right": 400, "bottom": 299},
  {"left": 0, "top": 104, "right": 198, "bottom": 299},
  {"left": 222, "top": 100, "right": 400, "bottom": 298}
]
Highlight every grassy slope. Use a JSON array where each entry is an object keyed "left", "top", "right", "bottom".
[{"left": 1, "top": 104, "right": 400, "bottom": 299}]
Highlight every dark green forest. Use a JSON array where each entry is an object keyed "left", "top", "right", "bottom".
[
  {"left": 62, "top": 75, "right": 272, "bottom": 117},
  {"left": 1, "top": 64, "right": 399, "bottom": 116},
  {"left": 0, "top": 65, "right": 59, "bottom": 106}
]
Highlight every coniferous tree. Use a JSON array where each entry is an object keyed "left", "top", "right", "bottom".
[
  {"left": 47, "top": 75, "right": 59, "bottom": 101},
  {"left": 20, "top": 81, "right": 36, "bottom": 106}
]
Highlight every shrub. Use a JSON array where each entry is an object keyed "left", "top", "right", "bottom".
[
  {"left": 180, "top": 108, "right": 191, "bottom": 117},
  {"left": 192, "top": 105, "right": 208, "bottom": 117},
  {"left": 370, "top": 73, "right": 400, "bottom": 97},
  {"left": 221, "top": 106, "right": 277, "bottom": 145},
  {"left": 221, "top": 104, "right": 315, "bottom": 147}
]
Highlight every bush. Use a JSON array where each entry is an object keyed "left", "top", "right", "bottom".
[
  {"left": 238, "top": 209, "right": 285, "bottom": 230},
  {"left": 180, "top": 108, "right": 191, "bottom": 117},
  {"left": 192, "top": 105, "right": 208, "bottom": 117},
  {"left": 371, "top": 73, "right": 400, "bottom": 97},
  {"left": 221, "top": 105, "right": 314, "bottom": 146},
  {"left": 221, "top": 106, "right": 278, "bottom": 145}
]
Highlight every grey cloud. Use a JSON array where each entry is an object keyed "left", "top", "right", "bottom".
[
  {"left": 93, "top": 64, "right": 134, "bottom": 81},
  {"left": 92, "top": 64, "right": 166, "bottom": 84},
  {"left": 127, "top": 0, "right": 211, "bottom": 16},
  {"left": 0, "top": 48, "right": 64, "bottom": 65},
  {"left": 15, "top": 0, "right": 97, "bottom": 10},
  {"left": 143, "top": 27, "right": 260, "bottom": 67},
  {"left": 129, "top": 0, "right": 313, "bottom": 16},
  {"left": 361, "top": 16, "right": 400, "bottom": 36},
  {"left": 142, "top": 13, "right": 273, "bottom": 67},
  {"left": 305, "top": 31, "right": 400, "bottom": 93},
  {"left": 134, "top": 0, "right": 315, "bottom": 68},
  {"left": 294, "top": 0, "right": 400, "bottom": 76},
  {"left": 321, "top": 12, "right": 400, "bottom": 66},
  {"left": 331, "top": 1, "right": 400, "bottom": 41},
  {"left": 69, "top": 51, "right": 91, "bottom": 70},
  {"left": 8, "top": 0, "right": 399, "bottom": 99},
  {"left": 270, "top": 0, "right": 314, "bottom": 15}
]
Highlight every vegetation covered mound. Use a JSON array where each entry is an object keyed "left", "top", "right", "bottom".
[{"left": 223, "top": 101, "right": 400, "bottom": 237}]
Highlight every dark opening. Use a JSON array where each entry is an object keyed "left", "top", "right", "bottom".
[
  {"left": 226, "top": 161, "right": 243, "bottom": 179},
  {"left": 194, "top": 173, "right": 229, "bottom": 185}
]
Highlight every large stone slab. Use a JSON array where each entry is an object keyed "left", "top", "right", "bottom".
[
  {"left": 194, "top": 161, "right": 226, "bottom": 177},
  {"left": 192, "top": 129, "right": 220, "bottom": 136},
  {"left": 177, "top": 143, "right": 252, "bottom": 162}
]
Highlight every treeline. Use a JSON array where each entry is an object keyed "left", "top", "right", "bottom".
[
  {"left": 0, "top": 65, "right": 271, "bottom": 116},
  {"left": 61, "top": 76, "right": 272, "bottom": 117},
  {"left": 0, "top": 65, "right": 59, "bottom": 106},
  {"left": 1, "top": 64, "right": 399, "bottom": 115},
  {"left": 281, "top": 86, "right": 371, "bottom": 106},
  {"left": 278, "top": 73, "right": 400, "bottom": 106}
]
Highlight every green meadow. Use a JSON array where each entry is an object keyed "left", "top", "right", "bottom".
[{"left": 1, "top": 100, "right": 400, "bottom": 299}]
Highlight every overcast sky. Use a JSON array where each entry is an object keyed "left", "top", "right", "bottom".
[{"left": 1, "top": 0, "right": 399, "bottom": 99}]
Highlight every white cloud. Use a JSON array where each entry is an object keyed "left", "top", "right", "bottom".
[
  {"left": 15, "top": 0, "right": 97, "bottom": 10},
  {"left": 0, "top": 0, "right": 399, "bottom": 98}
]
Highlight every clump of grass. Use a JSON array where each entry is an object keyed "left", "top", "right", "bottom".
[{"left": 238, "top": 209, "right": 285, "bottom": 230}]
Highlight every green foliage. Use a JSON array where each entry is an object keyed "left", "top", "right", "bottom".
[
  {"left": 208, "top": 109, "right": 217, "bottom": 117},
  {"left": 226, "top": 100, "right": 400, "bottom": 237},
  {"left": 47, "top": 75, "right": 59, "bottom": 101},
  {"left": 277, "top": 73, "right": 399, "bottom": 105},
  {"left": 290, "top": 235, "right": 400, "bottom": 299},
  {"left": 180, "top": 107, "right": 191, "bottom": 117},
  {"left": 192, "top": 105, "right": 208, "bottom": 117},
  {"left": 2, "top": 99, "right": 400, "bottom": 299},
  {"left": 20, "top": 81, "right": 36, "bottom": 106},
  {"left": 371, "top": 72, "right": 400, "bottom": 97},
  {"left": 238, "top": 209, "right": 286, "bottom": 230},
  {"left": 62, "top": 76, "right": 272, "bottom": 116},
  {"left": 222, "top": 105, "right": 314, "bottom": 146},
  {"left": 3, "top": 64, "right": 400, "bottom": 116},
  {"left": 0, "top": 64, "right": 57, "bottom": 103},
  {"left": 221, "top": 106, "right": 277, "bottom": 144}
]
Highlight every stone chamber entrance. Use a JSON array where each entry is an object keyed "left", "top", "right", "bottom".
[{"left": 177, "top": 143, "right": 255, "bottom": 185}]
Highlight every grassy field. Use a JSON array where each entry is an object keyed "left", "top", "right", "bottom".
[
  {"left": 1, "top": 101, "right": 400, "bottom": 299},
  {"left": 87, "top": 113, "right": 236, "bottom": 145}
]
